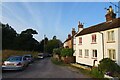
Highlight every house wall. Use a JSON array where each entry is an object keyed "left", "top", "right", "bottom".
[
  {"left": 76, "top": 32, "right": 103, "bottom": 66},
  {"left": 73, "top": 37, "right": 76, "bottom": 56},
  {"left": 67, "top": 40, "right": 72, "bottom": 48},
  {"left": 103, "top": 28, "right": 119, "bottom": 65},
  {"left": 63, "top": 42, "right": 67, "bottom": 48},
  {"left": 75, "top": 28, "right": 120, "bottom": 66},
  {"left": 118, "top": 28, "right": 120, "bottom": 65}
]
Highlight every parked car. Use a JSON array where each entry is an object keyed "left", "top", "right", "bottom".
[
  {"left": 24, "top": 54, "right": 34, "bottom": 63},
  {"left": 2, "top": 56, "right": 29, "bottom": 71},
  {"left": 38, "top": 53, "right": 44, "bottom": 59}
]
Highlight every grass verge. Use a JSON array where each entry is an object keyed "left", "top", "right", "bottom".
[
  {"left": 2, "top": 50, "right": 38, "bottom": 61},
  {"left": 51, "top": 57, "right": 69, "bottom": 66}
]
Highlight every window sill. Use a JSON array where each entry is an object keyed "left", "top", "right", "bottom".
[
  {"left": 78, "top": 56, "right": 82, "bottom": 58},
  {"left": 78, "top": 43, "right": 82, "bottom": 45},
  {"left": 107, "top": 41, "right": 115, "bottom": 43},
  {"left": 84, "top": 56, "right": 89, "bottom": 58},
  {"left": 92, "top": 57, "right": 97, "bottom": 59},
  {"left": 91, "top": 42, "right": 97, "bottom": 44}
]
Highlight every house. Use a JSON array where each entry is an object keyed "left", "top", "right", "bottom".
[
  {"left": 63, "top": 28, "right": 76, "bottom": 49},
  {"left": 74, "top": 6, "right": 120, "bottom": 66}
]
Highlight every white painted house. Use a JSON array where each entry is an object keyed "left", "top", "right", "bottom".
[{"left": 73, "top": 6, "right": 120, "bottom": 66}]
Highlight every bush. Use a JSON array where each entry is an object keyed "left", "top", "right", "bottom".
[
  {"left": 98, "top": 58, "right": 120, "bottom": 74},
  {"left": 61, "top": 48, "right": 74, "bottom": 57},
  {"left": 51, "top": 57, "right": 64, "bottom": 65},
  {"left": 53, "top": 48, "right": 62, "bottom": 55},
  {"left": 91, "top": 67, "right": 104, "bottom": 78}
]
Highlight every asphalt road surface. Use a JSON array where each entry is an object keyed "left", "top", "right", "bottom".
[{"left": 2, "top": 57, "right": 90, "bottom": 78}]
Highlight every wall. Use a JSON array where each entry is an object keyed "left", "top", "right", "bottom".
[
  {"left": 118, "top": 28, "right": 120, "bottom": 65},
  {"left": 75, "top": 32, "right": 103, "bottom": 66},
  {"left": 104, "top": 28, "right": 119, "bottom": 65}
]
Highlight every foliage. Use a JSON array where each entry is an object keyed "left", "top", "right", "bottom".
[
  {"left": 2, "top": 23, "right": 17, "bottom": 50},
  {"left": 45, "top": 38, "right": 62, "bottom": 54},
  {"left": 91, "top": 67, "right": 104, "bottom": 78},
  {"left": 1, "top": 23, "right": 39, "bottom": 51},
  {"left": 61, "top": 48, "right": 74, "bottom": 57},
  {"left": 21, "top": 29, "right": 38, "bottom": 35},
  {"left": 51, "top": 57, "right": 67, "bottom": 66},
  {"left": 53, "top": 48, "right": 62, "bottom": 55},
  {"left": 2, "top": 50, "right": 38, "bottom": 61},
  {"left": 98, "top": 58, "right": 120, "bottom": 74}
]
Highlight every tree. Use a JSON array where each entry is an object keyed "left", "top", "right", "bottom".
[
  {"left": 2, "top": 23, "right": 17, "bottom": 49},
  {"left": 15, "top": 29, "right": 39, "bottom": 51},
  {"left": 45, "top": 38, "right": 62, "bottom": 54},
  {"left": 37, "top": 37, "right": 48, "bottom": 52},
  {"left": 21, "top": 29, "right": 38, "bottom": 35}
]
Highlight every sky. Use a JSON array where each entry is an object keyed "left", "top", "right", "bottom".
[{"left": 1, "top": 2, "right": 119, "bottom": 42}]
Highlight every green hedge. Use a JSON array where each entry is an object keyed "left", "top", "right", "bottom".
[{"left": 61, "top": 48, "right": 74, "bottom": 57}]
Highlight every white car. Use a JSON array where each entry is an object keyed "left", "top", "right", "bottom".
[
  {"left": 38, "top": 53, "right": 44, "bottom": 59},
  {"left": 2, "top": 56, "right": 29, "bottom": 71}
]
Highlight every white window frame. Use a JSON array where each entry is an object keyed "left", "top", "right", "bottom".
[
  {"left": 108, "top": 49, "right": 116, "bottom": 60},
  {"left": 92, "top": 34, "right": 97, "bottom": 43},
  {"left": 79, "top": 49, "right": 82, "bottom": 57},
  {"left": 92, "top": 49, "right": 97, "bottom": 58},
  {"left": 107, "top": 30, "right": 115, "bottom": 42},
  {"left": 85, "top": 49, "right": 89, "bottom": 58}
]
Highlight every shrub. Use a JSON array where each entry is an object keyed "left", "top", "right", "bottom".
[
  {"left": 91, "top": 67, "right": 104, "bottom": 78},
  {"left": 98, "top": 58, "right": 120, "bottom": 74},
  {"left": 61, "top": 48, "right": 74, "bottom": 57},
  {"left": 53, "top": 48, "right": 62, "bottom": 55}
]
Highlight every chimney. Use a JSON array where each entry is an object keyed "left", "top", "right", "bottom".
[
  {"left": 105, "top": 6, "right": 116, "bottom": 22},
  {"left": 72, "top": 28, "right": 76, "bottom": 36},
  {"left": 78, "top": 21, "right": 83, "bottom": 32},
  {"left": 68, "top": 34, "right": 71, "bottom": 39}
]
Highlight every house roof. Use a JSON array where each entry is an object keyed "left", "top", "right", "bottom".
[
  {"left": 76, "top": 18, "right": 120, "bottom": 37},
  {"left": 64, "top": 37, "right": 72, "bottom": 43}
]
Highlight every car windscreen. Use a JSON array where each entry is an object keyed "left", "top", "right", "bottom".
[
  {"left": 25, "top": 56, "right": 31, "bottom": 58},
  {"left": 7, "top": 56, "right": 22, "bottom": 61}
]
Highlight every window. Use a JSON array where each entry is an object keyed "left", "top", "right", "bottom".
[
  {"left": 108, "top": 49, "right": 116, "bottom": 60},
  {"left": 92, "top": 34, "right": 96, "bottom": 43},
  {"left": 85, "top": 49, "right": 89, "bottom": 57},
  {"left": 79, "top": 49, "right": 82, "bottom": 57},
  {"left": 92, "top": 50, "right": 97, "bottom": 58},
  {"left": 107, "top": 31, "right": 115, "bottom": 42},
  {"left": 79, "top": 37, "right": 82, "bottom": 44}
]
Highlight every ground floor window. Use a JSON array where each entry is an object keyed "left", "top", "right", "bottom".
[
  {"left": 92, "top": 49, "right": 97, "bottom": 58},
  {"left": 85, "top": 49, "right": 89, "bottom": 58},
  {"left": 79, "top": 49, "right": 82, "bottom": 57},
  {"left": 108, "top": 49, "right": 116, "bottom": 60}
]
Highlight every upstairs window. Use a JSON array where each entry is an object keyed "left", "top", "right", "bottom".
[
  {"left": 92, "top": 34, "right": 96, "bottom": 43},
  {"left": 107, "top": 31, "right": 115, "bottom": 42},
  {"left": 79, "top": 37, "right": 82, "bottom": 44}
]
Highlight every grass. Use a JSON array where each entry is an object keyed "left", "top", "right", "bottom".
[
  {"left": 2, "top": 50, "right": 38, "bottom": 61},
  {"left": 51, "top": 57, "right": 69, "bottom": 66}
]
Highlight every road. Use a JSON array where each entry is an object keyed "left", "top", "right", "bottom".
[{"left": 2, "top": 57, "right": 90, "bottom": 78}]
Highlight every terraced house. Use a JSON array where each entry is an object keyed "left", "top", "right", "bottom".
[{"left": 73, "top": 6, "right": 120, "bottom": 66}]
